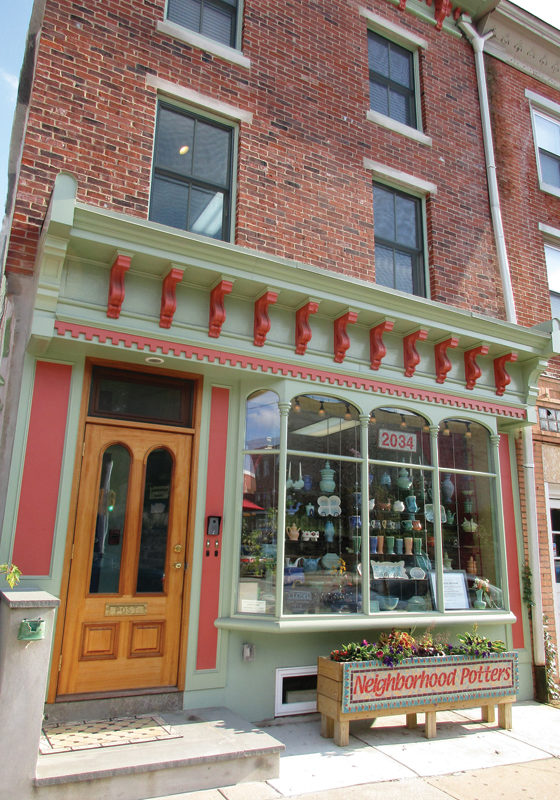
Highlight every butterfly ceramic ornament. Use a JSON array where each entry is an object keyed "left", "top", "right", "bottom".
[{"left": 317, "top": 495, "right": 341, "bottom": 517}]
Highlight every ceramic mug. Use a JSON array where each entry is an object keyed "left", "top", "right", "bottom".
[
  {"left": 401, "top": 519, "right": 413, "bottom": 532},
  {"left": 370, "top": 519, "right": 381, "bottom": 530},
  {"left": 412, "top": 520, "right": 422, "bottom": 531}
]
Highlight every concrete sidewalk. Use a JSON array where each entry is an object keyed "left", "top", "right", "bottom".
[{"left": 150, "top": 701, "right": 560, "bottom": 799}]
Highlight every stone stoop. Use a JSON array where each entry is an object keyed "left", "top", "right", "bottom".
[{"left": 33, "top": 706, "right": 285, "bottom": 800}]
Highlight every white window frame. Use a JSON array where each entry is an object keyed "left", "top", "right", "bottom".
[
  {"left": 527, "top": 90, "right": 560, "bottom": 199},
  {"left": 360, "top": 7, "right": 431, "bottom": 147},
  {"left": 274, "top": 666, "right": 317, "bottom": 717}
]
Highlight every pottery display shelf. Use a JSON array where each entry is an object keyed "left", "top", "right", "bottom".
[{"left": 317, "top": 652, "right": 518, "bottom": 746}]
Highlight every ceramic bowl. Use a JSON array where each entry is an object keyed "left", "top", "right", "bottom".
[{"left": 380, "top": 596, "right": 399, "bottom": 610}]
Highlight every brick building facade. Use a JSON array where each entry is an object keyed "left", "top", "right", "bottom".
[{"left": 0, "top": 0, "right": 558, "bottom": 718}]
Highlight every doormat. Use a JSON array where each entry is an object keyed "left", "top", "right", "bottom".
[{"left": 40, "top": 714, "right": 181, "bottom": 754}]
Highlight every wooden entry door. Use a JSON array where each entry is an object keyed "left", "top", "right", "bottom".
[{"left": 58, "top": 422, "right": 192, "bottom": 696}]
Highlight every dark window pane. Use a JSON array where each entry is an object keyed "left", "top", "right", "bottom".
[
  {"left": 369, "top": 34, "right": 389, "bottom": 77},
  {"left": 137, "top": 449, "right": 173, "bottom": 593},
  {"left": 390, "top": 46, "right": 412, "bottom": 88},
  {"left": 375, "top": 243, "right": 394, "bottom": 288},
  {"left": 395, "top": 194, "right": 418, "bottom": 247},
  {"left": 193, "top": 121, "right": 230, "bottom": 186},
  {"left": 154, "top": 107, "right": 194, "bottom": 177},
  {"left": 540, "top": 151, "right": 560, "bottom": 188},
  {"left": 395, "top": 250, "right": 414, "bottom": 293},
  {"left": 90, "top": 446, "right": 130, "bottom": 594},
  {"left": 189, "top": 186, "right": 224, "bottom": 238},
  {"left": 90, "top": 368, "right": 194, "bottom": 427},
  {"left": 370, "top": 81, "right": 389, "bottom": 116},
  {"left": 373, "top": 184, "right": 395, "bottom": 239},
  {"left": 388, "top": 88, "right": 409, "bottom": 126},
  {"left": 202, "top": 0, "right": 234, "bottom": 46},
  {"left": 150, "top": 176, "right": 189, "bottom": 230},
  {"left": 168, "top": 0, "right": 201, "bottom": 31}
]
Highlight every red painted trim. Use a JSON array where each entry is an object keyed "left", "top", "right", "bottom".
[
  {"left": 464, "top": 345, "right": 489, "bottom": 390},
  {"left": 253, "top": 290, "right": 278, "bottom": 347},
  {"left": 12, "top": 361, "right": 72, "bottom": 574},
  {"left": 499, "top": 434, "right": 524, "bottom": 650},
  {"left": 295, "top": 301, "right": 319, "bottom": 355},
  {"left": 403, "top": 329, "right": 428, "bottom": 378},
  {"left": 54, "top": 322, "right": 527, "bottom": 420},
  {"left": 333, "top": 311, "right": 358, "bottom": 363},
  {"left": 107, "top": 254, "right": 131, "bottom": 319},
  {"left": 196, "top": 387, "right": 229, "bottom": 670},
  {"left": 494, "top": 353, "right": 518, "bottom": 397},
  {"left": 160, "top": 268, "right": 183, "bottom": 329},
  {"left": 208, "top": 279, "right": 233, "bottom": 338},
  {"left": 434, "top": 337, "right": 459, "bottom": 384},
  {"left": 369, "top": 320, "right": 394, "bottom": 370}
]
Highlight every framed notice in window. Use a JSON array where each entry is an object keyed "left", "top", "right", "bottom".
[{"left": 429, "top": 570, "right": 470, "bottom": 610}]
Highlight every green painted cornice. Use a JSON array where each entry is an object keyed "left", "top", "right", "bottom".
[{"left": 65, "top": 199, "right": 556, "bottom": 360}]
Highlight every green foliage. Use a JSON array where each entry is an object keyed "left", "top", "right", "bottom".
[
  {"left": 0, "top": 563, "right": 22, "bottom": 589},
  {"left": 543, "top": 615, "right": 560, "bottom": 702},
  {"left": 521, "top": 562, "right": 535, "bottom": 611},
  {"left": 330, "top": 625, "right": 507, "bottom": 665}
]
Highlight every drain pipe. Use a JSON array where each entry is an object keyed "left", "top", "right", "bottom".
[{"left": 458, "top": 15, "right": 545, "bottom": 670}]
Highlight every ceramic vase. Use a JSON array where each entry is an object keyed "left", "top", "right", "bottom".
[
  {"left": 324, "top": 520, "right": 335, "bottom": 543},
  {"left": 369, "top": 535, "right": 378, "bottom": 554},
  {"left": 404, "top": 537, "right": 413, "bottom": 555},
  {"left": 386, "top": 535, "right": 395, "bottom": 554},
  {"left": 377, "top": 535, "right": 384, "bottom": 554},
  {"left": 413, "top": 537, "right": 422, "bottom": 555},
  {"left": 395, "top": 537, "right": 404, "bottom": 554},
  {"left": 473, "top": 588, "right": 487, "bottom": 609},
  {"left": 319, "top": 461, "right": 336, "bottom": 493},
  {"left": 442, "top": 474, "right": 455, "bottom": 502}
]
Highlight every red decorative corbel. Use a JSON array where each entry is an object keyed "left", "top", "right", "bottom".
[
  {"left": 333, "top": 311, "right": 358, "bottom": 364},
  {"left": 398, "top": 0, "right": 407, "bottom": 9},
  {"left": 494, "top": 352, "right": 518, "bottom": 396},
  {"left": 434, "top": 0, "right": 452, "bottom": 30},
  {"left": 208, "top": 279, "right": 233, "bottom": 339},
  {"left": 369, "top": 319, "right": 394, "bottom": 370},
  {"left": 159, "top": 268, "right": 184, "bottom": 329},
  {"left": 107, "top": 254, "right": 131, "bottom": 319},
  {"left": 403, "top": 329, "right": 428, "bottom": 378},
  {"left": 295, "top": 300, "right": 319, "bottom": 355},
  {"left": 464, "top": 345, "right": 489, "bottom": 390},
  {"left": 253, "top": 290, "right": 278, "bottom": 347},
  {"left": 434, "top": 337, "right": 459, "bottom": 384}
]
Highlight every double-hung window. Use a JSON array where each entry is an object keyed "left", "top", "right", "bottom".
[
  {"left": 368, "top": 31, "right": 416, "bottom": 129},
  {"left": 149, "top": 103, "right": 233, "bottom": 242},
  {"left": 373, "top": 182, "right": 425, "bottom": 296},
  {"left": 166, "top": 0, "right": 237, "bottom": 48},
  {"left": 533, "top": 111, "right": 560, "bottom": 193},
  {"left": 545, "top": 243, "right": 560, "bottom": 319}
]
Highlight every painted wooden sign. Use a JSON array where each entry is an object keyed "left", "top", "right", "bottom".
[{"left": 342, "top": 652, "right": 518, "bottom": 713}]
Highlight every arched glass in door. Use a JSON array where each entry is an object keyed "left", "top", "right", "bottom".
[
  {"left": 137, "top": 448, "right": 174, "bottom": 593},
  {"left": 89, "top": 445, "right": 131, "bottom": 594}
]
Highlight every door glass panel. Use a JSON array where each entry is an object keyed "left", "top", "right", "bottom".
[
  {"left": 137, "top": 448, "right": 173, "bottom": 593},
  {"left": 89, "top": 445, "right": 131, "bottom": 594}
]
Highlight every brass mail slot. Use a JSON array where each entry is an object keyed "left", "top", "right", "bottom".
[{"left": 105, "top": 603, "right": 148, "bottom": 616}]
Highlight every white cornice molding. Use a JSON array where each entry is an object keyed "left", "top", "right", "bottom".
[
  {"left": 145, "top": 75, "right": 253, "bottom": 124},
  {"left": 359, "top": 6, "right": 428, "bottom": 48},
  {"left": 363, "top": 158, "right": 437, "bottom": 195},
  {"left": 155, "top": 20, "right": 251, "bottom": 69},
  {"left": 480, "top": 1, "right": 560, "bottom": 93}
]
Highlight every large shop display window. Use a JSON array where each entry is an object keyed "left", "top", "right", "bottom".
[{"left": 237, "top": 392, "right": 505, "bottom": 617}]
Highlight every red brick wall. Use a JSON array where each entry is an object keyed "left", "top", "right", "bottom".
[
  {"left": 486, "top": 55, "right": 560, "bottom": 376},
  {"left": 7, "top": 0, "right": 506, "bottom": 317}
]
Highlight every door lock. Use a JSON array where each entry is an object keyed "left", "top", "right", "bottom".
[
  {"left": 173, "top": 562, "right": 183, "bottom": 569},
  {"left": 173, "top": 544, "right": 183, "bottom": 553}
]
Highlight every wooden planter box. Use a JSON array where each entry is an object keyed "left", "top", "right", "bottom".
[{"left": 317, "top": 652, "right": 518, "bottom": 746}]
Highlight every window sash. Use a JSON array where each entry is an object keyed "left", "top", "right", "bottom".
[
  {"left": 167, "top": 0, "right": 237, "bottom": 48},
  {"left": 150, "top": 103, "right": 233, "bottom": 241},
  {"left": 368, "top": 31, "right": 417, "bottom": 129},
  {"left": 373, "top": 183, "right": 425, "bottom": 296}
]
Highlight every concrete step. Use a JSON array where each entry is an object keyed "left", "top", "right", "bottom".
[{"left": 34, "top": 707, "right": 284, "bottom": 800}]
